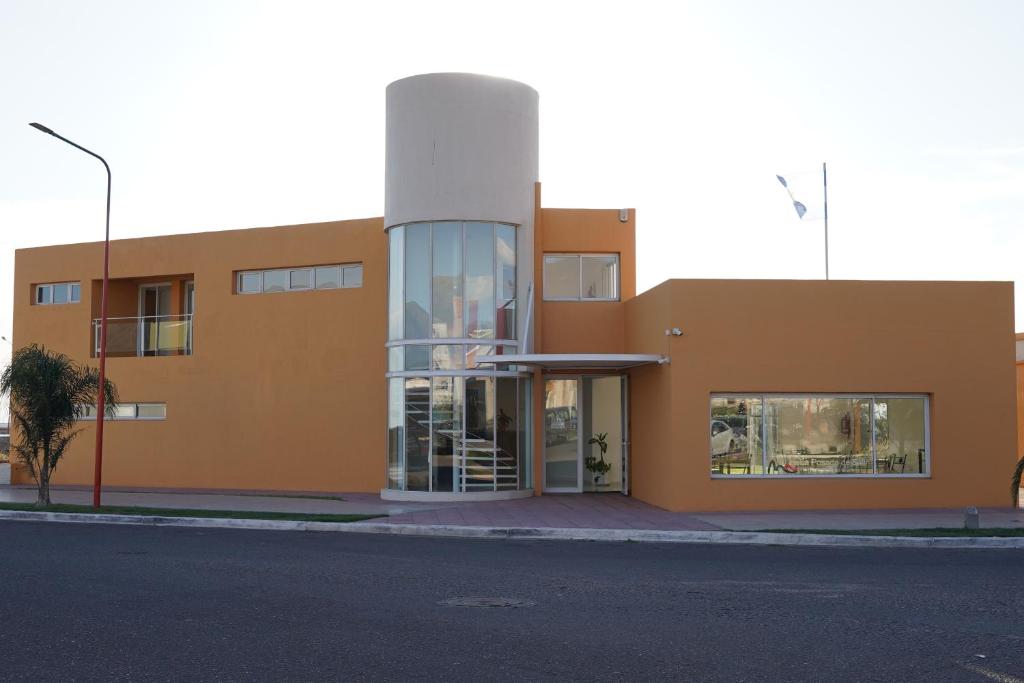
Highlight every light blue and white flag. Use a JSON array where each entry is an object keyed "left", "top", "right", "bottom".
[{"left": 776, "top": 171, "right": 824, "bottom": 220}]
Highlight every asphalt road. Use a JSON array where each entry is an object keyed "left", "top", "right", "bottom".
[{"left": 0, "top": 521, "right": 1021, "bottom": 682}]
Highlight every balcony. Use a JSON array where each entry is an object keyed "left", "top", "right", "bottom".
[{"left": 92, "top": 314, "right": 193, "bottom": 357}]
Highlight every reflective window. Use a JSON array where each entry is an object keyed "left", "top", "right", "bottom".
[
  {"left": 405, "top": 223, "right": 431, "bottom": 339},
  {"left": 262, "top": 270, "right": 287, "bottom": 292},
  {"left": 79, "top": 402, "right": 167, "bottom": 420},
  {"left": 431, "top": 376, "right": 463, "bottom": 492},
  {"left": 432, "top": 222, "right": 462, "bottom": 338},
  {"left": 237, "top": 264, "right": 362, "bottom": 294},
  {"left": 239, "top": 272, "right": 261, "bottom": 293},
  {"left": 543, "top": 254, "right": 619, "bottom": 301},
  {"left": 543, "top": 256, "right": 579, "bottom": 299},
  {"left": 388, "top": 226, "right": 404, "bottom": 340},
  {"left": 387, "top": 378, "right": 404, "bottom": 490},
  {"left": 465, "top": 222, "right": 495, "bottom": 339},
  {"left": 315, "top": 266, "right": 341, "bottom": 289},
  {"left": 405, "top": 378, "right": 430, "bottom": 491},
  {"left": 711, "top": 395, "right": 928, "bottom": 477},
  {"left": 289, "top": 269, "right": 311, "bottom": 290},
  {"left": 35, "top": 282, "right": 80, "bottom": 305},
  {"left": 496, "top": 224, "right": 516, "bottom": 339},
  {"left": 431, "top": 344, "right": 464, "bottom": 371}
]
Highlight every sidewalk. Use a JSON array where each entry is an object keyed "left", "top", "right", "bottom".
[{"left": 2, "top": 486, "right": 1022, "bottom": 532}]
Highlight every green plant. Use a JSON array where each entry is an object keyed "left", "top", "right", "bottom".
[
  {"left": 0, "top": 344, "right": 117, "bottom": 506},
  {"left": 585, "top": 432, "right": 612, "bottom": 484},
  {"left": 1012, "top": 455, "right": 1024, "bottom": 509}
]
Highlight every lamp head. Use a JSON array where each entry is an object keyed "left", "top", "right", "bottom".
[{"left": 29, "top": 122, "right": 55, "bottom": 136}]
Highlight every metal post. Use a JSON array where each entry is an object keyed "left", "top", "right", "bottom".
[
  {"left": 29, "top": 123, "right": 111, "bottom": 508},
  {"left": 823, "top": 161, "right": 829, "bottom": 280}
]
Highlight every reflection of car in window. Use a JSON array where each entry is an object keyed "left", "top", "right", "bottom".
[
  {"left": 710, "top": 419, "right": 735, "bottom": 456},
  {"left": 545, "top": 407, "right": 577, "bottom": 446}
]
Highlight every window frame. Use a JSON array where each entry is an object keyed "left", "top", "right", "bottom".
[
  {"left": 78, "top": 402, "right": 167, "bottom": 421},
  {"left": 34, "top": 282, "right": 81, "bottom": 305},
  {"left": 709, "top": 393, "right": 931, "bottom": 479},
  {"left": 542, "top": 253, "right": 620, "bottom": 302},
  {"left": 236, "top": 264, "right": 363, "bottom": 295}
]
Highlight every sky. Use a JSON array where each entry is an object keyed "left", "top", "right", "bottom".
[{"left": 1, "top": 0, "right": 1023, "bottom": 381}]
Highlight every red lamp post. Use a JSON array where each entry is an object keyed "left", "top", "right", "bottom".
[{"left": 30, "top": 122, "right": 111, "bottom": 509}]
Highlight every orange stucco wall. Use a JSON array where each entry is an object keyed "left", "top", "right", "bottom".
[
  {"left": 13, "top": 218, "right": 386, "bottom": 492},
  {"left": 625, "top": 279, "right": 1018, "bottom": 511}
]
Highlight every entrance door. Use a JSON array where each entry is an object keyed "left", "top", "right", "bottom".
[
  {"left": 138, "top": 284, "right": 172, "bottom": 356},
  {"left": 543, "top": 375, "right": 628, "bottom": 494}
]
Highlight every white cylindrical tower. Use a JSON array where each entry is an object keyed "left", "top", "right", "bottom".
[{"left": 383, "top": 74, "right": 538, "bottom": 499}]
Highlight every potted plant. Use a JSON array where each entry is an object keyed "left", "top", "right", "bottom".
[{"left": 585, "top": 432, "right": 612, "bottom": 489}]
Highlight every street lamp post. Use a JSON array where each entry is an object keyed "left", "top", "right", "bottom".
[{"left": 30, "top": 122, "right": 111, "bottom": 509}]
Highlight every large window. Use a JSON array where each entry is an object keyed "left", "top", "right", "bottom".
[
  {"left": 35, "top": 282, "right": 81, "bottom": 305},
  {"left": 236, "top": 264, "right": 362, "bottom": 294},
  {"left": 710, "top": 395, "right": 928, "bottom": 477},
  {"left": 543, "top": 254, "right": 618, "bottom": 301}
]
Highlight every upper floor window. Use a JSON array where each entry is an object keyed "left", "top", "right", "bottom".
[
  {"left": 35, "top": 282, "right": 81, "bottom": 305},
  {"left": 236, "top": 264, "right": 363, "bottom": 294},
  {"left": 79, "top": 402, "right": 167, "bottom": 420},
  {"left": 543, "top": 254, "right": 618, "bottom": 301}
]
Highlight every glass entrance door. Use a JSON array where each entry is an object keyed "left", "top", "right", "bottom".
[
  {"left": 543, "top": 378, "right": 581, "bottom": 492},
  {"left": 544, "top": 375, "right": 628, "bottom": 494},
  {"left": 138, "top": 284, "right": 172, "bottom": 356}
]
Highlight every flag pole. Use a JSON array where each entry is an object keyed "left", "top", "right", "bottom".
[{"left": 823, "top": 161, "right": 829, "bottom": 280}]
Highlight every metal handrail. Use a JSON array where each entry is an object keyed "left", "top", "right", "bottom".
[{"left": 91, "top": 314, "right": 193, "bottom": 323}]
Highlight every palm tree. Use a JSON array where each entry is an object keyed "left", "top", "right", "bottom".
[
  {"left": 1013, "top": 456, "right": 1024, "bottom": 509},
  {"left": 1, "top": 344, "right": 117, "bottom": 506}
]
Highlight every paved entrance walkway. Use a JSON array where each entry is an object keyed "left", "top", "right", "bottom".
[{"left": 1, "top": 486, "right": 1021, "bottom": 531}]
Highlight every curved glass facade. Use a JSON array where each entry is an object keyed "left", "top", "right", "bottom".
[{"left": 386, "top": 222, "right": 530, "bottom": 492}]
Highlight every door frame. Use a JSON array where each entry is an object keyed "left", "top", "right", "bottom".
[{"left": 542, "top": 373, "right": 629, "bottom": 494}]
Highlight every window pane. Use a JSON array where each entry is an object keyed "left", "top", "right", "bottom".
[
  {"left": 464, "top": 376, "right": 495, "bottom": 488},
  {"left": 263, "top": 270, "right": 287, "bottom": 292},
  {"left": 431, "top": 344, "right": 464, "bottom": 370},
  {"left": 239, "top": 272, "right": 261, "bottom": 293},
  {"left": 315, "top": 266, "right": 341, "bottom": 289},
  {"left": 496, "top": 224, "right": 516, "bottom": 339},
  {"left": 710, "top": 397, "right": 764, "bottom": 475},
  {"left": 405, "top": 378, "right": 430, "bottom": 491},
  {"left": 387, "top": 378, "right": 405, "bottom": 489},
  {"left": 431, "top": 376, "right": 463, "bottom": 492},
  {"left": 52, "top": 284, "right": 69, "bottom": 304},
  {"left": 765, "top": 397, "right": 873, "bottom": 475},
  {"left": 70, "top": 283, "right": 80, "bottom": 303},
  {"left": 544, "top": 378, "right": 579, "bottom": 489},
  {"left": 464, "top": 344, "right": 492, "bottom": 369},
  {"left": 432, "top": 222, "right": 462, "bottom": 338},
  {"left": 388, "top": 226, "right": 404, "bottom": 340},
  {"left": 37, "top": 285, "right": 51, "bottom": 304},
  {"left": 544, "top": 256, "right": 579, "bottom": 299},
  {"left": 874, "top": 398, "right": 927, "bottom": 474},
  {"left": 405, "top": 345, "right": 429, "bottom": 371},
  {"left": 388, "top": 346, "right": 403, "bottom": 372},
  {"left": 465, "top": 222, "right": 495, "bottom": 339},
  {"left": 113, "top": 404, "right": 136, "bottom": 419},
  {"left": 289, "top": 269, "right": 311, "bottom": 290},
  {"left": 581, "top": 255, "right": 618, "bottom": 300},
  {"left": 343, "top": 265, "right": 363, "bottom": 288},
  {"left": 136, "top": 403, "right": 166, "bottom": 419},
  {"left": 404, "top": 223, "right": 431, "bottom": 339},
  {"left": 496, "top": 377, "right": 519, "bottom": 490}
]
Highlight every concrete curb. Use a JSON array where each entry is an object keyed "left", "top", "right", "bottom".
[{"left": 1, "top": 509, "right": 1023, "bottom": 548}]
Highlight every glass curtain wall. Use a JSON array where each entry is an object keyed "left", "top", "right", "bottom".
[{"left": 386, "top": 221, "right": 531, "bottom": 493}]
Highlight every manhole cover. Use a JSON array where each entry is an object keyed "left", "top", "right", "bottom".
[{"left": 439, "top": 597, "right": 534, "bottom": 608}]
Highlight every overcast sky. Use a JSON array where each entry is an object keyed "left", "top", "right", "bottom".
[{"left": 2, "top": 0, "right": 1023, "bottom": 371}]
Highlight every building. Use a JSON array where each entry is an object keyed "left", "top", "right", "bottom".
[{"left": 11, "top": 74, "right": 1019, "bottom": 511}]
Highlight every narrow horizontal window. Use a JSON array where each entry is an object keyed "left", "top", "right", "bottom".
[
  {"left": 78, "top": 403, "right": 167, "bottom": 421},
  {"left": 710, "top": 394, "right": 929, "bottom": 478},
  {"left": 34, "top": 282, "right": 80, "bottom": 305},
  {"left": 236, "top": 264, "right": 363, "bottom": 295}
]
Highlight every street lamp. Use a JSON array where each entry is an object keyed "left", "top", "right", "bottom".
[{"left": 30, "top": 122, "right": 111, "bottom": 509}]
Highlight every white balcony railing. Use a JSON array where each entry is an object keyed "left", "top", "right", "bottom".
[{"left": 92, "top": 314, "right": 193, "bottom": 357}]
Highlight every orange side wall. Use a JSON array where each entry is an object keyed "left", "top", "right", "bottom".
[
  {"left": 12, "top": 218, "right": 387, "bottom": 492},
  {"left": 625, "top": 279, "right": 1018, "bottom": 511}
]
